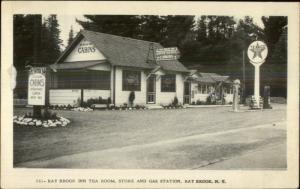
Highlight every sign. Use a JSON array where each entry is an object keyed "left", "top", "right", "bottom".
[
  {"left": 155, "top": 47, "right": 180, "bottom": 61},
  {"left": 64, "top": 38, "right": 105, "bottom": 62},
  {"left": 77, "top": 39, "right": 96, "bottom": 54},
  {"left": 28, "top": 67, "right": 46, "bottom": 105},
  {"left": 247, "top": 41, "right": 268, "bottom": 65},
  {"left": 247, "top": 41, "right": 268, "bottom": 109}
]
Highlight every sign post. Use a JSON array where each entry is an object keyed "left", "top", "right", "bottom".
[
  {"left": 28, "top": 67, "right": 46, "bottom": 117},
  {"left": 247, "top": 41, "right": 268, "bottom": 109}
]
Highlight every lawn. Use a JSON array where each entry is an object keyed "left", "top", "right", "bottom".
[{"left": 13, "top": 104, "right": 286, "bottom": 166}]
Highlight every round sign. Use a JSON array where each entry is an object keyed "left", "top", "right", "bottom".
[{"left": 247, "top": 41, "right": 268, "bottom": 64}]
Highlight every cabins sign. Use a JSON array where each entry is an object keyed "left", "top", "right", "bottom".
[
  {"left": 155, "top": 47, "right": 180, "bottom": 61},
  {"left": 28, "top": 67, "right": 46, "bottom": 105}
]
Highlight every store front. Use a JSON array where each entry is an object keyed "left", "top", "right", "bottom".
[{"left": 49, "top": 30, "right": 189, "bottom": 106}]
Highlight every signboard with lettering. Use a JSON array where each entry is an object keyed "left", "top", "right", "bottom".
[
  {"left": 28, "top": 67, "right": 46, "bottom": 105},
  {"left": 155, "top": 47, "right": 180, "bottom": 61},
  {"left": 64, "top": 38, "right": 106, "bottom": 62}
]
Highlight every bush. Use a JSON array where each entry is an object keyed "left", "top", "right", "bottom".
[
  {"left": 129, "top": 91, "right": 135, "bottom": 107},
  {"left": 206, "top": 93, "right": 217, "bottom": 105},
  {"left": 191, "top": 101, "right": 196, "bottom": 105},
  {"left": 172, "top": 96, "right": 179, "bottom": 106},
  {"left": 196, "top": 100, "right": 201, "bottom": 105}
]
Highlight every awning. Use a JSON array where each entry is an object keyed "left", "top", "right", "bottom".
[{"left": 50, "top": 60, "right": 107, "bottom": 71}]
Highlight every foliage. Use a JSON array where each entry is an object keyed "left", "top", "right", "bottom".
[
  {"left": 129, "top": 91, "right": 135, "bottom": 107},
  {"left": 67, "top": 26, "right": 75, "bottom": 46},
  {"left": 172, "top": 96, "right": 179, "bottom": 106},
  {"left": 13, "top": 15, "right": 62, "bottom": 98},
  {"left": 76, "top": 15, "right": 142, "bottom": 38}
]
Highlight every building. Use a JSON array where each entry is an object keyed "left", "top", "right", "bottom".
[
  {"left": 49, "top": 30, "right": 190, "bottom": 107},
  {"left": 185, "top": 70, "right": 233, "bottom": 104}
]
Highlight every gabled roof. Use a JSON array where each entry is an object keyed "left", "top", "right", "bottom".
[
  {"left": 188, "top": 71, "right": 231, "bottom": 84},
  {"left": 54, "top": 30, "right": 189, "bottom": 73}
]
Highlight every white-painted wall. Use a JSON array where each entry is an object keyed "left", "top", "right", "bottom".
[
  {"left": 190, "top": 83, "right": 209, "bottom": 102},
  {"left": 114, "top": 67, "right": 147, "bottom": 106},
  {"left": 225, "top": 94, "right": 233, "bottom": 103},
  {"left": 114, "top": 67, "right": 185, "bottom": 106},
  {"left": 190, "top": 82, "right": 233, "bottom": 104},
  {"left": 49, "top": 89, "right": 81, "bottom": 106},
  {"left": 155, "top": 74, "right": 184, "bottom": 105},
  {"left": 64, "top": 38, "right": 106, "bottom": 62},
  {"left": 83, "top": 90, "right": 111, "bottom": 101}
]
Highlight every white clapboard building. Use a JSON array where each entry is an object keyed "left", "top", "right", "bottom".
[
  {"left": 48, "top": 30, "right": 233, "bottom": 107},
  {"left": 49, "top": 30, "right": 190, "bottom": 106}
]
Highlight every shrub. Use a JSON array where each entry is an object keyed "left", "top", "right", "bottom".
[
  {"left": 191, "top": 101, "right": 196, "bottom": 105},
  {"left": 129, "top": 91, "right": 135, "bottom": 107},
  {"left": 135, "top": 104, "right": 140, "bottom": 110},
  {"left": 206, "top": 93, "right": 217, "bottom": 105},
  {"left": 196, "top": 100, "right": 201, "bottom": 105},
  {"left": 172, "top": 96, "right": 179, "bottom": 106}
]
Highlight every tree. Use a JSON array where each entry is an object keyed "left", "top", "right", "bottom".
[
  {"left": 40, "top": 15, "right": 62, "bottom": 64},
  {"left": 67, "top": 26, "right": 75, "bottom": 46},
  {"left": 196, "top": 16, "right": 208, "bottom": 42},
  {"left": 162, "top": 15, "right": 195, "bottom": 47},
  {"left": 76, "top": 15, "right": 142, "bottom": 38},
  {"left": 13, "top": 14, "right": 63, "bottom": 98},
  {"left": 261, "top": 16, "right": 287, "bottom": 61},
  {"left": 13, "top": 15, "right": 42, "bottom": 70},
  {"left": 139, "top": 15, "right": 168, "bottom": 42}
]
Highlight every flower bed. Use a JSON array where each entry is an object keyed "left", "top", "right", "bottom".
[
  {"left": 13, "top": 115, "right": 70, "bottom": 128},
  {"left": 71, "top": 107, "right": 93, "bottom": 112}
]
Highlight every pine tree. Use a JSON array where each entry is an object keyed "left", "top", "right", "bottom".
[
  {"left": 76, "top": 15, "right": 142, "bottom": 38},
  {"left": 196, "top": 16, "right": 208, "bottom": 42},
  {"left": 67, "top": 26, "right": 75, "bottom": 46},
  {"left": 261, "top": 16, "right": 287, "bottom": 60},
  {"left": 139, "top": 15, "right": 168, "bottom": 42},
  {"left": 162, "top": 15, "right": 195, "bottom": 47},
  {"left": 40, "top": 15, "right": 62, "bottom": 64}
]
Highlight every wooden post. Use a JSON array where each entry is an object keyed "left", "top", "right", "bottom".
[{"left": 32, "top": 15, "right": 42, "bottom": 118}]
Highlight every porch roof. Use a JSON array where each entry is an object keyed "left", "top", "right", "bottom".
[
  {"left": 50, "top": 60, "right": 107, "bottom": 71},
  {"left": 188, "top": 71, "right": 232, "bottom": 84}
]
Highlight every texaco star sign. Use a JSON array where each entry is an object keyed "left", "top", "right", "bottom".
[
  {"left": 247, "top": 40, "right": 268, "bottom": 109},
  {"left": 247, "top": 41, "right": 268, "bottom": 65}
]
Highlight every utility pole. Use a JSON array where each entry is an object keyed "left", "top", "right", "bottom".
[
  {"left": 242, "top": 50, "right": 246, "bottom": 104},
  {"left": 32, "top": 15, "right": 42, "bottom": 118}
]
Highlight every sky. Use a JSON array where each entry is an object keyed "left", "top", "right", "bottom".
[{"left": 56, "top": 15, "right": 265, "bottom": 49}]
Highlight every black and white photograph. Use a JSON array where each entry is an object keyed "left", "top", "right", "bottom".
[{"left": 1, "top": 1, "right": 299, "bottom": 189}]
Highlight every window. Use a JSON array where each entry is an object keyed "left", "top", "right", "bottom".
[
  {"left": 122, "top": 70, "right": 141, "bottom": 91},
  {"left": 161, "top": 74, "right": 176, "bottom": 92},
  {"left": 56, "top": 70, "right": 110, "bottom": 89},
  {"left": 198, "top": 84, "right": 208, "bottom": 94}
]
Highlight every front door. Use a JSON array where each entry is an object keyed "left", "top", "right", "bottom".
[
  {"left": 147, "top": 75, "right": 156, "bottom": 104},
  {"left": 183, "top": 81, "right": 191, "bottom": 104}
]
